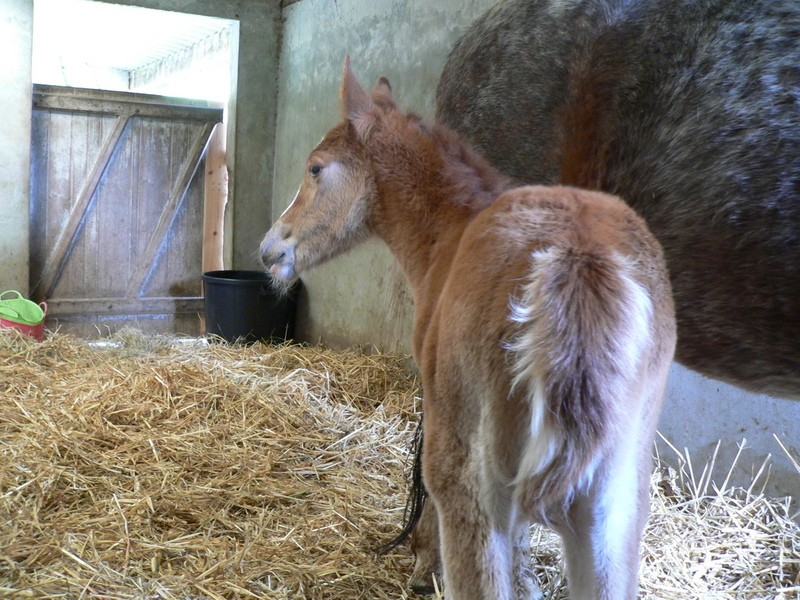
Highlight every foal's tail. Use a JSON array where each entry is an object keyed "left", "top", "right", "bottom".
[{"left": 507, "top": 245, "right": 653, "bottom": 509}]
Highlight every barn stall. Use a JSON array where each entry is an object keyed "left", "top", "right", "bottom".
[
  {"left": 3, "top": 0, "right": 800, "bottom": 596},
  {"left": 1, "top": 329, "right": 798, "bottom": 598}
]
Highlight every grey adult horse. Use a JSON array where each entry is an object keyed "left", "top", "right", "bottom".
[{"left": 436, "top": 0, "right": 800, "bottom": 399}]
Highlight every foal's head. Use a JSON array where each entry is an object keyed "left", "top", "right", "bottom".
[{"left": 260, "top": 57, "right": 395, "bottom": 285}]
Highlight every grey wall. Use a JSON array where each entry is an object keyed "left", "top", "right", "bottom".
[
  {"left": 274, "top": 0, "right": 800, "bottom": 504},
  {"left": 1, "top": 0, "right": 33, "bottom": 295},
  {"left": 660, "top": 364, "right": 800, "bottom": 503}
]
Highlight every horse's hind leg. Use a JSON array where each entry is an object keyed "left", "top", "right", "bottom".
[
  {"left": 422, "top": 428, "right": 509, "bottom": 598},
  {"left": 428, "top": 461, "right": 540, "bottom": 599},
  {"left": 557, "top": 444, "right": 649, "bottom": 600},
  {"left": 408, "top": 502, "right": 541, "bottom": 599},
  {"left": 409, "top": 500, "right": 442, "bottom": 595},
  {"left": 512, "top": 521, "right": 543, "bottom": 600},
  {"left": 435, "top": 497, "right": 514, "bottom": 600},
  {"left": 434, "top": 503, "right": 540, "bottom": 600}
]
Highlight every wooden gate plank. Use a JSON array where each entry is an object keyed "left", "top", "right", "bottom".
[
  {"left": 127, "top": 121, "right": 216, "bottom": 297},
  {"left": 33, "top": 85, "right": 221, "bottom": 122},
  {"left": 44, "top": 297, "right": 203, "bottom": 316},
  {"left": 32, "top": 113, "right": 132, "bottom": 298}
]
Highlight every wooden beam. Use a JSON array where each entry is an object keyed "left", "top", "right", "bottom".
[
  {"left": 202, "top": 123, "right": 229, "bottom": 273},
  {"left": 32, "top": 85, "right": 224, "bottom": 123}
]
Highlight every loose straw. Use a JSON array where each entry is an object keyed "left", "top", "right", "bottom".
[{"left": 0, "top": 329, "right": 797, "bottom": 598}]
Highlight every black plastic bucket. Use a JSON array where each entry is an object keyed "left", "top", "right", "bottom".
[{"left": 202, "top": 270, "right": 298, "bottom": 343}]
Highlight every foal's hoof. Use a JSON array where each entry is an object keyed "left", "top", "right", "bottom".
[
  {"left": 410, "top": 582, "right": 436, "bottom": 596},
  {"left": 409, "top": 574, "right": 437, "bottom": 596}
]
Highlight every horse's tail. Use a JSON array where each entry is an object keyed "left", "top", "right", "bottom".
[{"left": 507, "top": 245, "right": 653, "bottom": 510}]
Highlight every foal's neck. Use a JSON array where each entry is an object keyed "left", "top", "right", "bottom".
[{"left": 369, "top": 118, "right": 511, "bottom": 290}]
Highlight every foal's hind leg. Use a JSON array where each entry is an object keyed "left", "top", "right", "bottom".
[
  {"left": 409, "top": 500, "right": 442, "bottom": 595},
  {"left": 435, "top": 497, "right": 515, "bottom": 599},
  {"left": 556, "top": 445, "right": 649, "bottom": 600},
  {"left": 423, "top": 429, "right": 512, "bottom": 598},
  {"left": 435, "top": 507, "right": 540, "bottom": 600},
  {"left": 512, "top": 521, "right": 543, "bottom": 600},
  {"left": 427, "top": 456, "right": 539, "bottom": 599}
]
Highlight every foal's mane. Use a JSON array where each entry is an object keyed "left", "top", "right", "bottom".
[
  {"left": 432, "top": 121, "right": 514, "bottom": 211},
  {"left": 390, "top": 108, "right": 514, "bottom": 213}
]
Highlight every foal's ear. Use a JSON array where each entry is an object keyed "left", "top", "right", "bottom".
[
  {"left": 341, "top": 55, "right": 373, "bottom": 122},
  {"left": 371, "top": 76, "right": 394, "bottom": 106}
]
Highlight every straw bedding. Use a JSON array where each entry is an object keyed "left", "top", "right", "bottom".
[{"left": 1, "top": 329, "right": 798, "bottom": 599}]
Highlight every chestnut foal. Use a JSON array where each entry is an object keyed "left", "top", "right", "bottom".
[{"left": 260, "top": 58, "right": 676, "bottom": 599}]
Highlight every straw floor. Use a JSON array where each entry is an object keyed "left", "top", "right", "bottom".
[{"left": 1, "top": 329, "right": 798, "bottom": 599}]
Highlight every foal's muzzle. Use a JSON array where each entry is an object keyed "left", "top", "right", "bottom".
[{"left": 260, "top": 221, "right": 297, "bottom": 282}]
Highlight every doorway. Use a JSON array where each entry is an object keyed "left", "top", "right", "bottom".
[{"left": 30, "top": 0, "right": 236, "bottom": 336}]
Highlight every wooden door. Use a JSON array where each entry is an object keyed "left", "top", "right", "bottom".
[{"left": 29, "top": 85, "right": 223, "bottom": 337}]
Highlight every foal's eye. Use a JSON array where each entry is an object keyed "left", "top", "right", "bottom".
[{"left": 309, "top": 164, "right": 322, "bottom": 177}]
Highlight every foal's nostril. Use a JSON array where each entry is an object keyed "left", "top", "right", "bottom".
[{"left": 260, "top": 248, "right": 285, "bottom": 270}]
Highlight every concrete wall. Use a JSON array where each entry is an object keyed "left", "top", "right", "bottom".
[
  {"left": 274, "top": 0, "right": 494, "bottom": 350},
  {"left": 274, "top": 0, "right": 800, "bottom": 503},
  {"left": 660, "top": 365, "right": 800, "bottom": 503},
  {"left": 0, "top": 0, "right": 33, "bottom": 295}
]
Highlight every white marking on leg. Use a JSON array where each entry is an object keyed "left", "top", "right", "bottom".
[
  {"left": 592, "top": 418, "right": 642, "bottom": 598},
  {"left": 484, "top": 526, "right": 514, "bottom": 600}
]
